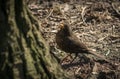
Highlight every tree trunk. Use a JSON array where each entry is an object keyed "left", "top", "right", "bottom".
[{"left": 0, "top": 0, "right": 68, "bottom": 79}]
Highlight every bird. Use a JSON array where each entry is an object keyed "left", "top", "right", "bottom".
[{"left": 55, "top": 22, "right": 111, "bottom": 64}]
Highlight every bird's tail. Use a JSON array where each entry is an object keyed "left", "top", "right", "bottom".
[
  {"left": 88, "top": 49, "right": 118, "bottom": 69},
  {"left": 88, "top": 49, "right": 111, "bottom": 63}
]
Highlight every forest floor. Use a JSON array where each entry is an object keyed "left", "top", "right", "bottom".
[{"left": 28, "top": 0, "right": 120, "bottom": 79}]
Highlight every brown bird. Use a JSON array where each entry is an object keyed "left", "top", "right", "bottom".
[{"left": 56, "top": 22, "right": 111, "bottom": 63}]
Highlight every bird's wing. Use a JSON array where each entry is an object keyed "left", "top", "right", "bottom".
[{"left": 67, "top": 35, "right": 89, "bottom": 52}]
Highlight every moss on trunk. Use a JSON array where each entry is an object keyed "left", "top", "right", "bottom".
[{"left": 0, "top": 0, "right": 68, "bottom": 79}]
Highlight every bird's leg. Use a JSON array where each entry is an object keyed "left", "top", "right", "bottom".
[
  {"left": 60, "top": 53, "right": 72, "bottom": 64},
  {"left": 69, "top": 53, "right": 78, "bottom": 64}
]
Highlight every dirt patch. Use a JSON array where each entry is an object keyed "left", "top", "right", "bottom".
[{"left": 28, "top": 0, "right": 120, "bottom": 79}]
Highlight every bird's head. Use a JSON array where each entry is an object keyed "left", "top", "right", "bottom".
[{"left": 58, "top": 22, "right": 72, "bottom": 36}]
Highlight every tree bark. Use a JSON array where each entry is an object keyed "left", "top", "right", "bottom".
[{"left": 0, "top": 0, "right": 68, "bottom": 79}]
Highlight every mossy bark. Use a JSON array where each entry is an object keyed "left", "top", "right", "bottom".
[{"left": 0, "top": 0, "right": 68, "bottom": 79}]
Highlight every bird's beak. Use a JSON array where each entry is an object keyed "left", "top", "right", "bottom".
[{"left": 59, "top": 23, "right": 64, "bottom": 29}]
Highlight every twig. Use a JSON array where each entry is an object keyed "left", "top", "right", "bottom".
[
  {"left": 81, "top": 6, "right": 87, "bottom": 23},
  {"left": 45, "top": 9, "right": 53, "bottom": 19}
]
